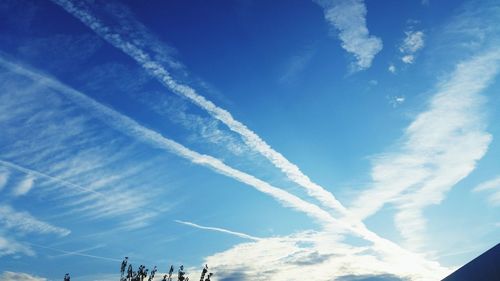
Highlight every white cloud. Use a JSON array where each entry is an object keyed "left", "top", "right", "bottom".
[
  {"left": 473, "top": 176, "right": 500, "bottom": 206},
  {"left": 388, "top": 95, "right": 405, "bottom": 107},
  {"left": 315, "top": 0, "right": 383, "bottom": 71},
  {"left": 0, "top": 272, "right": 47, "bottom": 281},
  {"left": 175, "top": 220, "right": 261, "bottom": 241},
  {"left": 0, "top": 205, "right": 71, "bottom": 237},
  {"left": 11, "top": 174, "right": 35, "bottom": 196},
  {"left": 204, "top": 231, "right": 449, "bottom": 281},
  {"left": 388, "top": 64, "right": 396, "bottom": 73},
  {"left": 400, "top": 31, "right": 425, "bottom": 64},
  {"left": 400, "top": 31, "right": 425, "bottom": 53},
  {"left": 351, "top": 49, "right": 500, "bottom": 249},
  {"left": 0, "top": 236, "right": 35, "bottom": 258},
  {"left": 402, "top": 55, "right": 414, "bottom": 64}
]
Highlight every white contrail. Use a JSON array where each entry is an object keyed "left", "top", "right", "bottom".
[
  {"left": 0, "top": 57, "right": 443, "bottom": 272},
  {"left": 0, "top": 56, "right": 335, "bottom": 227},
  {"left": 175, "top": 220, "right": 261, "bottom": 241},
  {"left": 0, "top": 159, "right": 104, "bottom": 197},
  {"left": 49, "top": 244, "right": 105, "bottom": 258},
  {"left": 49, "top": 0, "right": 348, "bottom": 217}
]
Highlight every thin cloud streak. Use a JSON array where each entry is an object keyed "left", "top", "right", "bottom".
[
  {"left": 49, "top": 0, "right": 350, "bottom": 219},
  {"left": 0, "top": 205, "right": 71, "bottom": 237},
  {"left": 0, "top": 159, "right": 105, "bottom": 198},
  {"left": 0, "top": 271, "right": 47, "bottom": 281},
  {"left": 473, "top": 175, "right": 500, "bottom": 206},
  {"left": 11, "top": 174, "right": 35, "bottom": 197},
  {"left": 0, "top": 236, "right": 35, "bottom": 258},
  {"left": 175, "top": 220, "right": 261, "bottom": 241}
]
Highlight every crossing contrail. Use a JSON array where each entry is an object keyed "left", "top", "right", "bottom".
[
  {"left": 49, "top": 0, "right": 349, "bottom": 217},
  {"left": 28, "top": 243, "right": 121, "bottom": 262}
]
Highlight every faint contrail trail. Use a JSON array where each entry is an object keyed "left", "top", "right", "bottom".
[
  {"left": 175, "top": 220, "right": 261, "bottom": 241},
  {"left": 49, "top": 0, "right": 348, "bottom": 217},
  {"left": 28, "top": 243, "right": 121, "bottom": 262},
  {"left": 49, "top": 244, "right": 105, "bottom": 258},
  {"left": 0, "top": 159, "right": 105, "bottom": 197},
  {"left": 0, "top": 56, "right": 444, "bottom": 272}
]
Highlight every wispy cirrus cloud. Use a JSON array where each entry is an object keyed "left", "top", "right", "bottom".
[
  {"left": 279, "top": 47, "right": 316, "bottom": 84},
  {"left": 0, "top": 236, "right": 34, "bottom": 258},
  {"left": 0, "top": 205, "right": 71, "bottom": 237},
  {"left": 351, "top": 48, "right": 500, "bottom": 249},
  {"left": 0, "top": 64, "right": 172, "bottom": 229},
  {"left": 473, "top": 176, "right": 500, "bottom": 206},
  {"left": 175, "top": 220, "right": 261, "bottom": 241},
  {"left": 0, "top": 271, "right": 46, "bottom": 281},
  {"left": 314, "top": 0, "right": 383, "bottom": 71},
  {"left": 11, "top": 174, "right": 35, "bottom": 197}
]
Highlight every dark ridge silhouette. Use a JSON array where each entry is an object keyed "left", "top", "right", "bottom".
[{"left": 441, "top": 243, "right": 500, "bottom": 281}]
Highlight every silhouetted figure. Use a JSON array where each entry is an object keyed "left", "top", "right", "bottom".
[
  {"left": 161, "top": 274, "right": 168, "bottom": 281},
  {"left": 178, "top": 265, "right": 186, "bottom": 281},
  {"left": 128, "top": 264, "right": 133, "bottom": 281},
  {"left": 199, "top": 264, "right": 208, "bottom": 281},
  {"left": 168, "top": 265, "right": 174, "bottom": 281},
  {"left": 148, "top": 266, "right": 157, "bottom": 281},
  {"left": 205, "top": 273, "right": 213, "bottom": 281},
  {"left": 121, "top": 257, "right": 129, "bottom": 277},
  {"left": 63, "top": 273, "right": 70, "bottom": 281}
]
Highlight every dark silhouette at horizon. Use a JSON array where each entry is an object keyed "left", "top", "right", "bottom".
[{"left": 441, "top": 243, "right": 500, "bottom": 281}]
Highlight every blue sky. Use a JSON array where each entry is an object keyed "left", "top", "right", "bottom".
[{"left": 0, "top": 0, "right": 499, "bottom": 280}]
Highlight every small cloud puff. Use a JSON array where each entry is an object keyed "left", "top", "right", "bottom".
[
  {"left": 388, "top": 64, "right": 396, "bottom": 74},
  {"left": 388, "top": 95, "right": 405, "bottom": 107},
  {"left": 316, "top": 0, "right": 383, "bottom": 71},
  {"left": 400, "top": 30, "right": 425, "bottom": 64}
]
